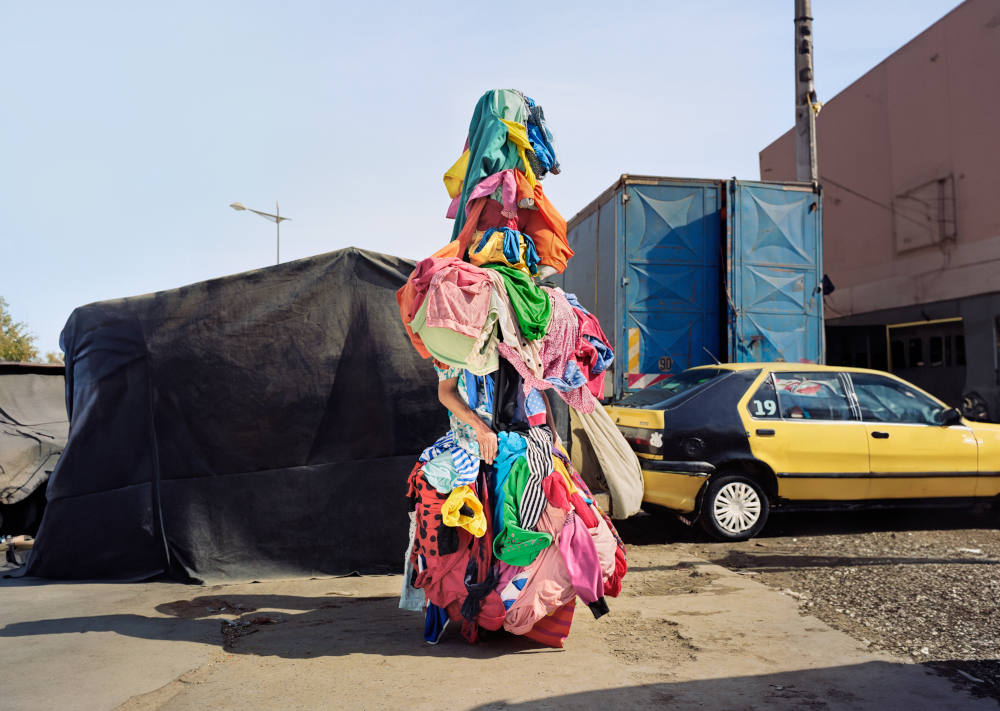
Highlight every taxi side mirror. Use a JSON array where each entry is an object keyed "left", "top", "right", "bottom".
[{"left": 937, "top": 407, "right": 962, "bottom": 426}]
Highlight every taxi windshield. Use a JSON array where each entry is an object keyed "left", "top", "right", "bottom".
[{"left": 617, "top": 368, "right": 728, "bottom": 408}]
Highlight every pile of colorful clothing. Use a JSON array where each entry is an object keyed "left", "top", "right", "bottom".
[{"left": 397, "top": 89, "right": 627, "bottom": 647}]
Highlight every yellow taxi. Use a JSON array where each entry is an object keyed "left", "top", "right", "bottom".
[{"left": 605, "top": 363, "right": 1000, "bottom": 541}]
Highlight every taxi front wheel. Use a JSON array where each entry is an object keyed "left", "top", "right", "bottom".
[{"left": 699, "top": 474, "right": 770, "bottom": 541}]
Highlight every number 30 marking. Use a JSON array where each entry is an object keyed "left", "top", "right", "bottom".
[{"left": 752, "top": 399, "right": 777, "bottom": 416}]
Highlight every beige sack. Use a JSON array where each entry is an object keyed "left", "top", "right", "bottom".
[{"left": 568, "top": 393, "right": 644, "bottom": 519}]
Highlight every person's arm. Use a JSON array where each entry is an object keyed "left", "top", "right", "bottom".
[
  {"left": 541, "top": 389, "right": 557, "bottom": 433},
  {"left": 438, "top": 377, "right": 498, "bottom": 464}
]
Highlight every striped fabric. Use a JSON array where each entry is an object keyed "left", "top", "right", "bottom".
[
  {"left": 419, "top": 431, "right": 480, "bottom": 487},
  {"left": 523, "top": 599, "right": 576, "bottom": 648},
  {"left": 519, "top": 426, "right": 553, "bottom": 529}
]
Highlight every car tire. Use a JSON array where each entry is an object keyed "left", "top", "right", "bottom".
[{"left": 698, "top": 473, "right": 770, "bottom": 542}]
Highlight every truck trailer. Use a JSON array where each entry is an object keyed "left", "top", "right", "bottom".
[{"left": 560, "top": 175, "right": 824, "bottom": 401}]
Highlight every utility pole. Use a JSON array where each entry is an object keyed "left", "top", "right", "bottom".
[
  {"left": 794, "top": 0, "right": 819, "bottom": 184},
  {"left": 275, "top": 201, "right": 281, "bottom": 264}
]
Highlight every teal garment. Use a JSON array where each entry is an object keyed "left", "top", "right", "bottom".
[
  {"left": 411, "top": 298, "right": 499, "bottom": 375},
  {"left": 483, "top": 265, "right": 551, "bottom": 341},
  {"left": 422, "top": 451, "right": 463, "bottom": 493},
  {"left": 493, "top": 455, "right": 553, "bottom": 566},
  {"left": 451, "top": 90, "right": 528, "bottom": 242},
  {"left": 492, "top": 431, "right": 529, "bottom": 538}
]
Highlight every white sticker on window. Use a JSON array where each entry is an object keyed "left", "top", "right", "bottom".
[{"left": 752, "top": 399, "right": 777, "bottom": 417}]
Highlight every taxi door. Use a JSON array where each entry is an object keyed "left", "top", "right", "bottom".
[
  {"left": 848, "top": 372, "right": 978, "bottom": 498},
  {"left": 740, "top": 370, "right": 871, "bottom": 500},
  {"left": 970, "top": 422, "right": 1000, "bottom": 497}
]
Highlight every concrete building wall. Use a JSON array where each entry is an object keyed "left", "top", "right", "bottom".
[{"left": 759, "top": 0, "right": 1000, "bottom": 320}]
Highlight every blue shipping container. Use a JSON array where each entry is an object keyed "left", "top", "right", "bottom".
[
  {"left": 727, "top": 180, "right": 824, "bottom": 365},
  {"left": 561, "top": 175, "right": 823, "bottom": 401}
]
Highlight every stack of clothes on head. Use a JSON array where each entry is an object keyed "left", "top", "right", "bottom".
[{"left": 396, "top": 89, "right": 627, "bottom": 648}]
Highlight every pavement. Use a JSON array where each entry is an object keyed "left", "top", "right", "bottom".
[{"left": 1, "top": 544, "right": 993, "bottom": 710}]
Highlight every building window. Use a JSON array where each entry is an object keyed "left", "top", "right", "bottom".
[
  {"left": 908, "top": 338, "right": 924, "bottom": 367},
  {"left": 929, "top": 336, "right": 944, "bottom": 367},
  {"left": 891, "top": 339, "right": 905, "bottom": 369}
]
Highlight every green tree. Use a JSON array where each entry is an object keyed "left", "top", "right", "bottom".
[{"left": 0, "top": 297, "right": 39, "bottom": 362}]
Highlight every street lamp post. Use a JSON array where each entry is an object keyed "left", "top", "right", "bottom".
[{"left": 229, "top": 201, "right": 291, "bottom": 265}]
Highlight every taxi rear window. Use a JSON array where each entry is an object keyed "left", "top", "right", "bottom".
[{"left": 617, "top": 368, "right": 728, "bottom": 408}]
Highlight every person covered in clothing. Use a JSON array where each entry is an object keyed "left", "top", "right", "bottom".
[{"left": 434, "top": 359, "right": 498, "bottom": 464}]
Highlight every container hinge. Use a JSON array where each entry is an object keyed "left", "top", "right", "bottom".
[
  {"left": 621, "top": 276, "right": 630, "bottom": 287},
  {"left": 621, "top": 191, "right": 630, "bottom": 205}
]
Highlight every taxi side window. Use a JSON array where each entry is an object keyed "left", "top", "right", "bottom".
[
  {"left": 849, "top": 373, "right": 941, "bottom": 425},
  {"left": 746, "top": 377, "right": 780, "bottom": 418},
  {"left": 773, "top": 372, "right": 854, "bottom": 421}
]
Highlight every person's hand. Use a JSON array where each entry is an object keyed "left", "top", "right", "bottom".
[{"left": 475, "top": 424, "right": 498, "bottom": 465}]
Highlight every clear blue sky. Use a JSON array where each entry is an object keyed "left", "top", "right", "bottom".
[{"left": 1, "top": 0, "right": 961, "bottom": 356}]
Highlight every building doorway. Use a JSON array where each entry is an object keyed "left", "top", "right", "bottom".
[{"left": 887, "top": 318, "right": 965, "bottom": 406}]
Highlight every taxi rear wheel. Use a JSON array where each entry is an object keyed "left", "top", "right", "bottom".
[{"left": 698, "top": 474, "right": 769, "bottom": 541}]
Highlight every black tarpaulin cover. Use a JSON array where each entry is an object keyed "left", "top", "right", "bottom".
[
  {"left": 0, "top": 363, "right": 68, "bottom": 506},
  {"left": 21, "top": 247, "right": 445, "bottom": 581}
]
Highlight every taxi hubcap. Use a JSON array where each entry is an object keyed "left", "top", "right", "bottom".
[{"left": 713, "top": 482, "right": 761, "bottom": 533}]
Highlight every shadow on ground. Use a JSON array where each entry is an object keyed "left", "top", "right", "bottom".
[
  {"left": 463, "top": 660, "right": 998, "bottom": 708},
  {"left": 0, "top": 593, "right": 548, "bottom": 660},
  {"left": 703, "top": 550, "right": 999, "bottom": 572},
  {"left": 615, "top": 505, "right": 998, "bottom": 546}
]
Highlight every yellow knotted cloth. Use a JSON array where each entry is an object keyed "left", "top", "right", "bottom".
[{"left": 441, "top": 485, "right": 487, "bottom": 538}]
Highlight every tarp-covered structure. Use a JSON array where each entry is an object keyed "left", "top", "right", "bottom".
[
  {"left": 0, "top": 363, "right": 67, "bottom": 534},
  {"left": 20, "top": 247, "right": 445, "bottom": 581}
]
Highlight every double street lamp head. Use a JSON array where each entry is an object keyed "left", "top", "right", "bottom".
[{"left": 229, "top": 201, "right": 288, "bottom": 265}]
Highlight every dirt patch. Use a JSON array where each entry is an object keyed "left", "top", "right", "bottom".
[
  {"left": 602, "top": 611, "right": 699, "bottom": 667},
  {"left": 623, "top": 546, "right": 727, "bottom": 598},
  {"left": 220, "top": 614, "right": 286, "bottom": 648},
  {"left": 157, "top": 598, "right": 258, "bottom": 619}
]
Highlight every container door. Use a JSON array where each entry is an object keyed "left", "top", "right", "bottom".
[
  {"left": 620, "top": 180, "right": 723, "bottom": 396},
  {"left": 727, "top": 181, "right": 823, "bottom": 364}
]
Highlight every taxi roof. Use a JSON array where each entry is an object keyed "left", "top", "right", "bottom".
[{"left": 689, "top": 362, "right": 895, "bottom": 377}]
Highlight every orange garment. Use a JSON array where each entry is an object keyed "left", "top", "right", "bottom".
[
  {"left": 396, "top": 281, "right": 431, "bottom": 358},
  {"left": 522, "top": 599, "right": 576, "bottom": 648},
  {"left": 513, "top": 171, "right": 573, "bottom": 272}
]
